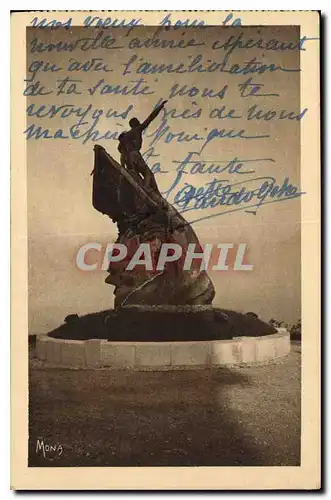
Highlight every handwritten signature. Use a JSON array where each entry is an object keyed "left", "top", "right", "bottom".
[
  {"left": 36, "top": 438, "right": 63, "bottom": 458},
  {"left": 171, "top": 175, "right": 304, "bottom": 223}
]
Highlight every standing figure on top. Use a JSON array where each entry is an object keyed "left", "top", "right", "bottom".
[{"left": 118, "top": 100, "right": 168, "bottom": 193}]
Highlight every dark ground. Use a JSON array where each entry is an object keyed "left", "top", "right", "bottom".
[{"left": 28, "top": 342, "right": 301, "bottom": 467}]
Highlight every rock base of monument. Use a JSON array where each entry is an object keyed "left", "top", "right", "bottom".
[
  {"left": 47, "top": 305, "right": 277, "bottom": 342},
  {"left": 32, "top": 306, "right": 290, "bottom": 369}
]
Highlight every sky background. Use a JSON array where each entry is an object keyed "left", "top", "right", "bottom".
[{"left": 26, "top": 25, "right": 301, "bottom": 333}]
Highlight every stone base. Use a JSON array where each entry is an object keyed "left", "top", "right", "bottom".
[
  {"left": 34, "top": 328, "right": 290, "bottom": 370},
  {"left": 47, "top": 305, "right": 277, "bottom": 342}
]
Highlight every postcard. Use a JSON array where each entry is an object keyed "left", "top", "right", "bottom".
[{"left": 11, "top": 10, "right": 320, "bottom": 490}]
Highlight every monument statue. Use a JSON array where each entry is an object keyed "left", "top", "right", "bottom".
[
  {"left": 117, "top": 100, "right": 167, "bottom": 193},
  {"left": 91, "top": 101, "right": 215, "bottom": 308}
]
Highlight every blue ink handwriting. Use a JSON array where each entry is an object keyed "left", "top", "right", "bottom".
[
  {"left": 24, "top": 77, "right": 52, "bottom": 96},
  {"left": 246, "top": 105, "right": 308, "bottom": 121},
  {"left": 30, "top": 17, "right": 72, "bottom": 30},
  {"left": 168, "top": 83, "right": 228, "bottom": 100},
  {"left": 172, "top": 152, "right": 274, "bottom": 176},
  {"left": 67, "top": 58, "right": 112, "bottom": 73},
  {"left": 83, "top": 16, "right": 142, "bottom": 30},
  {"left": 87, "top": 78, "right": 154, "bottom": 96},
  {"left": 30, "top": 31, "right": 123, "bottom": 53},
  {"left": 161, "top": 155, "right": 275, "bottom": 199},
  {"left": 128, "top": 28, "right": 205, "bottom": 50},
  {"left": 212, "top": 31, "right": 319, "bottom": 59},
  {"left": 28, "top": 60, "right": 62, "bottom": 80},
  {"left": 222, "top": 13, "right": 242, "bottom": 26},
  {"left": 159, "top": 14, "right": 206, "bottom": 29},
  {"left": 121, "top": 53, "right": 300, "bottom": 77},
  {"left": 26, "top": 103, "right": 133, "bottom": 122},
  {"left": 159, "top": 13, "right": 242, "bottom": 29},
  {"left": 173, "top": 176, "right": 303, "bottom": 215},
  {"left": 238, "top": 77, "right": 280, "bottom": 98}
]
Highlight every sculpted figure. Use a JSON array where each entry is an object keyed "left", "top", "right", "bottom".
[
  {"left": 118, "top": 100, "right": 167, "bottom": 192},
  {"left": 91, "top": 99, "right": 215, "bottom": 308}
]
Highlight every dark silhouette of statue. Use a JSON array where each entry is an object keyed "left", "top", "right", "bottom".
[
  {"left": 118, "top": 100, "right": 167, "bottom": 192},
  {"left": 91, "top": 97, "right": 215, "bottom": 308}
]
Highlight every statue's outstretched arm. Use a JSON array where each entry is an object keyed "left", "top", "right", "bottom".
[{"left": 140, "top": 100, "right": 168, "bottom": 130}]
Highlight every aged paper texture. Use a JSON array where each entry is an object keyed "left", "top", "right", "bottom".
[{"left": 11, "top": 10, "right": 320, "bottom": 490}]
